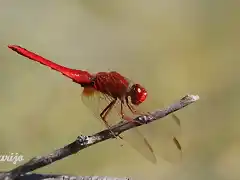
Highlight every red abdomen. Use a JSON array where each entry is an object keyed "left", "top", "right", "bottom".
[
  {"left": 93, "top": 71, "right": 129, "bottom": 99},
  {"left": 8, "top": 45, "right": 93, "bottom": 85}
]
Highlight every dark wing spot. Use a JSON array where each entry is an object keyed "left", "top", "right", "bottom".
[{"left": 173, "top": 136, "right": 182, "bottom": 151}]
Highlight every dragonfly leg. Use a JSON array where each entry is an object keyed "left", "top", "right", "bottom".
[
  {"left": 100, "top": 99, "right": 117, "bottom": 121},
  {"left": 100, "top": 99, "right": 119, "bottom": 138},
  {"left": 125, "top": 97, "right": 149, "bottom": 116},
  {"left": 120, "top": 101, "right": 143, "bottom": 125}
]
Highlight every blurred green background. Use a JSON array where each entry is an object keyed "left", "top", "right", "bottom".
[{"left": 0, "top": 0, "right": 240, "bottom": 179}]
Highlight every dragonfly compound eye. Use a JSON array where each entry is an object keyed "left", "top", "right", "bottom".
[{"left": 130, "top": 84, "right": 148, "bottom": 105}]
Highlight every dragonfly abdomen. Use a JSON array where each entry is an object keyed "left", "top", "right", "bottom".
[{"left": 8, "top": 45, "right": 93, "bottom": 85}]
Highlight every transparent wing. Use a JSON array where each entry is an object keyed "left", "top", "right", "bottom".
[
  {"left": 153, "top": 114, "right": 182, "bottom": 162},
  {"left": 132, "top": 97, "right": 182, "bottom": 163},
  {"left": 120, "top": 126, "right": 157, "bottom": 163},
  {"left": 81, "top": 87, "right": 157, "bottom": 163},
  {"left": 81, "top": 87, "right": 120, "bottom": 126}
]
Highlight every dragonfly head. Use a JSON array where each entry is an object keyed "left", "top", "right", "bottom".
[{"left": 128, "top": 84, "right": 148, "bottom": 105}]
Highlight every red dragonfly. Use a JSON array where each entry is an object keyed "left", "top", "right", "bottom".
[{"left": 8, "top": 45, "right": 182, "bottom": 163}]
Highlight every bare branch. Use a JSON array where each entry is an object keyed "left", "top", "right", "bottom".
[
  {"left": 13, "top": 173, "right": 131, "bottom": 180},
  {"left": 0, "top": 94, "right": 199, "bottom": 180}
]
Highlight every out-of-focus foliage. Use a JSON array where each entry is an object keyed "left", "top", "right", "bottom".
[{"left": 0, "top": 0, "right": 239, "bottom": 179}]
